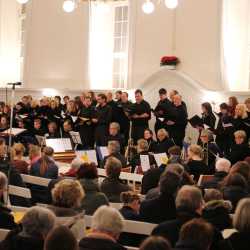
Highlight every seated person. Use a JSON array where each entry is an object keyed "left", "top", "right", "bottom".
[
  {"left": 11, "top": 143, "right": 29, "bottom": 174},
  {"left": 102, "top": 141, "right": 127, "bottom": 168},
  {"left": 0, "top": 115, "right": 9, "bottom": 131},
  {"left": 143, "top": 129, "right": 157, "bottom": 152},
  {"left": 79, "top": 206, "right": 126, "bottom": 250},
  {"left": 140, "top": 171, "right": 180, "bottom": 224},
  {"left": 168, "top": 146, "right": 185, "bottom": 165},
  {"left": 154, "top": 128, "right": 175, "bottom": 154},
  {"left": 77, "top": 162, "right": 109, "bottom": 215},
  {"left": 0, "top": 206, "right": 56, "bottom": 250},
  {"left": 32, "top": 118, "right": 46, "bottom": 137},
  {"left": 186, "top": 144, "right": 210, "bottom": 182},
  {"left": 62, "top": 119, "right": 73, "bottom": 138},
  {"left": 44, "top": 226, "right": 78, "bottom": 250},
  {"left": 139, "top": 236, "right": 171, "bottom": 250},
  {"left": 61, "top": 158, "right": 83, "bottom": 177},
  {"left": 100, "top": 157, "right": 131, "bottom": 202},
  {"left": 45, "top": 122, "right": 60, "bottom": 139},
  {"left": 228, "top": 130, "right": 250, "bottom": 165},
  {"left": 130, "top": 139, "right": 156, "bottom": 173},
  {"left": 30, "top": 146, "right": 58, "bottom": 179},
  {"left": 47, "top": 179, "right": 85, "bottom": 241},
  {"left": 202, "top": 158, "right": 231, "bottom": 189},
  {"left": 29, "top": 144, "right": 41, "bottom": 165},
  {"left": 0, "top": 172, "right": 17, "bottom": 230},
  {"left": 105, "top": 122, "right": 125, "bottom": 154}
]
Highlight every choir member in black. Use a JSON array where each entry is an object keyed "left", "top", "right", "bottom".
[
  {"left": 143, "top": 128, "right": 157, "bottom": 152},
  {"left": 186, "top": 144, "right": 210, "bottom": 182},
  {"left": 54, "top": 95, "right": 64, "bottom": 112},
  {"left": 32, "top": 118, "right": 46, "bottom": 136},
  {"left": 118, "top": 92, "right": 132, "bottom": 144},
  {"left": 37, "top": 98, "right": 51, "bottom": 128},
  {"left": 228, "top": 96, "right": 239, "bottom": 116},
  {"left": 47, "top": 99, "right": 61, "bottom": 126},
  {"left": 105, "top": 122, "right": 125, "bottom": 154},
  {"left": 92, "top": 93, "right": 112, "bottom": 146},
  {"left": 154, "top": 128, "right": 175, "bottom": 155},
  {"left": 233, "top": 104, "right": 250, "bottom": 140},
  {"left": 154, "top": 88, "right": 173, "bottom": 134},
  {"left": 76, "top": 96, "right": 95, "bottom": 149},
  {"left": 200, "top": 129, "right": 223, "bottom": 173},
  {"left": 167, "top": 95, "right": 188, "bottom": 147},
  {"left": 0, "top": 115, "right": 9, "bottom": 132},
  {"left": 169, "top": 89, "right": 188, "bottom": 111},
  {"left": 62, "top": 95, "right": 70, "bottom": 112},
  {"left": 115, "top": 90, "right": 122, "bottom": 102},
  {"left": 20, "top": 96, "right": 32, "bottom": 114},
  {"left": 45, "top": 122, "right": 60, "bottom": 139},
  {"left": 245, "top": 98, "right": 250, "bottom": 116},
  {"left": 62, "top": 120, "right": 73, "bottom": 138},
  {"left": 214, "top": 103, "right": 234, "bottom": 155},
  {"left": 130, "top": 89, "right": 151, "bottom": 143},
  {"left": 87, "top": 91, "right": 97, "bottom": 107},
  {"left": 65, "top": 100, "right": 78, "bottom": 117},
  {"left": 107, "top": 92, "right": 118, "bottom": 123},
  {"left": 227, "top": 130, "right": 250, "bottom": 165},
  {"left": 201, "top": 102, "right": 216, "bottom": 129}
]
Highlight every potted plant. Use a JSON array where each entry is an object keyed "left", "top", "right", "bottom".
[{"left": 160, "top": 56, "right": 180, "bottom": 70}]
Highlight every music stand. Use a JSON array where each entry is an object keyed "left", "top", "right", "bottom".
[{"left": 69, "top": 131, "right": 82, "bottom": 150}]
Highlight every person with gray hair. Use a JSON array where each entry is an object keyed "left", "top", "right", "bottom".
[
  {"left": 219, "top": 198, "right": 250, "bottom": 250},
  {"left": 152, "top": 185, "right": 204, "bottom": 246},
  {"left": 102, "top": 140, "right": 127, "bottom": 168},
  {"left": 0, "top": 172, "right": 17, "bottom": 230},
  {"left": 101, "top": 157, "right": 130, "bottom": 202},
  {"left": 79, "top": 205, "right": 126, "bottom": 250},
  {"left": 0, "top": 206, "right": 56, "bottom": 250},
  {"left": 202, "top": 158, "right": 231, "bottom": 189}
]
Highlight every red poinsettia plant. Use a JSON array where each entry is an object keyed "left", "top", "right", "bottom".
[{"left": 160, "top": 56, "right": 180, "bottom": 66}]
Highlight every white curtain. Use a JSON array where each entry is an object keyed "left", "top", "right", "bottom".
[
  {"left": 89, "top": 2, "right": 116, "bottom": 90},
  {"left": 0, "top": 0, "right": 21, "bottom": 87},
  {"left": 221, "top": 0, "right": 250, "bottom": 91}
]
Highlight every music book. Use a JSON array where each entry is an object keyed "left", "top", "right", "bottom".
[
  {"left": 153, "top": 153, "right": 169, "bottom": 167},
  {"left": 45, "top": 138, "right": 73, "bottom": 153},
  {"left": 75, "top": 150, "right": 98, "bottom": 165},
  {"left": 69, "top": 131, "right": 82, "bottom": 145},
  {"left": 96, "top": 146, "right": 109, "bottom": 161},
  {"left": 188, "top": 115, "right": 203, "bottom": 128},
  {"left": 1, "top": 128, "right": 26, "bottom": 136},
  {"left": 140, "top": 155, "right": 151, "bottom": 172}
]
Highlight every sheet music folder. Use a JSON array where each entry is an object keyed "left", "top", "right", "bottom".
[
  {"left": 188, "top": 115, "right": 203, "bottom": 128},
  {"left": 45, "top": 138, "right": 73, "bottom": 153},
  {"left": 0, "top": 128, "right": 26, "bottom": 136}
]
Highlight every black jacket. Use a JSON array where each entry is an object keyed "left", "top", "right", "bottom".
[
  {"left": 79, "top": 237, "right": 126, "bottom": 250},
  {"left": 218, "top": 232, "right": 250, "bottom": 250},
  {"left": 0, "top": 205, "right": 17, "bottom": 230},
  {"left": 140, "top": 193, "right": 176, "bottom": 224},
  {"left": 152, "top": 210, "right": 200, "bottom": 246},
  {"left": 154, "top": 138, "right": 175, "bottom": 154},
  {"left": 227, "top": 143, "right": 250, "bottom": 165}
]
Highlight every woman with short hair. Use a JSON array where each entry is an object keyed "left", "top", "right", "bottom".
[{"left": 12, "top": 143, "right": 29, "bottom": 174}]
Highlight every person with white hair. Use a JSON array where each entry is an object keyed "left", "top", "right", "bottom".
[
  {"left": 79, "top": 205, "right": 126, "bottom": 250},
  {"left": 202, "top": 158, "right": 231, "bottom": 189},
  {"left": 0, "top": 172, "right": 17, "bottom": 230},
  {"left": 61, "top": 157, "right": 83, "bottom": 177},
  {"left": 0, "top": 206, "right": 56, "bottom": 250}
]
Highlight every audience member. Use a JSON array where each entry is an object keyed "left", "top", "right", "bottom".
[
  {"left": 11, "top": 143, "right": 29, "bottom": 174},
  {"left": 77, "top": 162, "right": 109, "bottom": 215},
  {"left": 101, "top": 157, "right": 131, "bottom": 202},
  {"left": 79, "top": 205, "right": 126, "bottom": 250},
  {"left": 139, "top": 236, "right": 171, "bottom": 250}
]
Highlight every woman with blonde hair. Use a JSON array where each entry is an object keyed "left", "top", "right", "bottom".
[
  {"left": 186, "top": 144, "right": 210, "bottom": 182},
  {"left": 233, "top": 104, "right": 250, "bottom": 140},
  {"left": 12, "top": 143, "right": 29, "bottom": 174},
  {"left": 219, "top": 198, "right": 250, "bottom": 250}
]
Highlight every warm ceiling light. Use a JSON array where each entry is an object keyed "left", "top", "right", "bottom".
[
  {"left": 63, "top": 0, "right": 76, "bottom": 13},
  {"left": 142, "top": 0, "right": 155, "bottom": 14},
  {"left": 165, "top": 0, "right": 178, "bottom": 9},
  {"left": 16, "top": 0, "right": 29, "bottom": 4}
]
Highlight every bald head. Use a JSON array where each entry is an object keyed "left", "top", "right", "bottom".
[{"left": 216, "top": 158, "right": 231, "bottom": 173}]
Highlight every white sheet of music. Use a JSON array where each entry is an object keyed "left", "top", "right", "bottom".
[
  {"left": 69, "top": 131, "right": 82, "bottom": 144},
  {"left": 46, "top": 138, "right": 72, "bottom": 152},
  {"left": 140, "top": 155, "right": 151, "bottom": 172},
  {"left": 76, "top": 150, "right": 98, "bottom": 165},
  {"left": 153, "top": 153, "right": 169, "bottom": 167},
  {"left": 100, "top": 146, "right": 109, "bottom": 159},
  {"left": 2, "top": 128, "right": 26, "bottom": 136}
]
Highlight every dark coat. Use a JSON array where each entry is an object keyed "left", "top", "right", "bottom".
[
  {"left": 100, "top": 177, "right": 131, "bottom": 202},
  {"left": 79, "top": 237, "right": 126, "bottom": 250},
  {"left": 139, "top": 193, "right": 176, "bottom": 224},
  {"left": 0, "top": 227, "right": 44, "bottom": 250},
  {"left": 227, "top": 143, "right": 250, "bottom": 165},
  {"left": 0, "top": 205, "right": 17, "bottom": 230},
  {"left": 218, "top": 232, "right": 250, "bottom": 250},
  {"left": 102, "top": 153, "right": 127, "bottom": 168},
  {"left": 151, "top": 210, "right": 200, "bottom": 246},
  {"left": 119, "top": 206, "right": 141, "bottom": 221},
  {"left": 154, "top": 138, "right": 175, "bottom": 154},
  {"left": 186, "top": 160, "right": 210, "bottom": 182}
]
